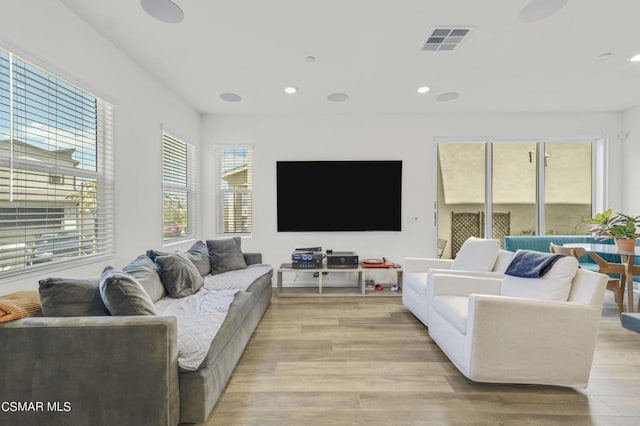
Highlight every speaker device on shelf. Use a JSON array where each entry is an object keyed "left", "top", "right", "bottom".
[
  {"left": 291, "top": 247, "right": 323, "bottom": 269},
  {"left": 326, "top": 251, "right": 358, "bottom": 269}
]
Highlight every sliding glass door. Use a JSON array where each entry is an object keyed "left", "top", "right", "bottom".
[
  {"left": 492, "top": 142, "right": 537, "bottom": 240},
  {"left": 544, "top": 142, "right": 592, "bottom": 235},
  {"left": 436, "top": 142, "right": 485, "bottom": 259},
  {"left": 437, "top": 139, "right": 596, "bottom": 258}
]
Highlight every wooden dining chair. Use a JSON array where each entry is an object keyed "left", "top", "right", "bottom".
[
  {"left": 437, "top": 238, "right": 447, "bottom": 258},
  {"left": 631, "top": 265, "right": 640, "bottom": 312},
  {"left": 549, "top": 243, "right": 580, "bottom": 258},
  {"left": 550, "top": 243, "right": 625, "bottom": 315}
]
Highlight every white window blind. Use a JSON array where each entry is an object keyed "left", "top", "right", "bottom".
[
  {"left": 215, "top": 146, "right": 253, "bottom": 234},
  {"left": 162, "top": 132, "right": 196, "bottom": 243},
  {"left": 0, "top": 48, "right": 114, "bottom": 277}
]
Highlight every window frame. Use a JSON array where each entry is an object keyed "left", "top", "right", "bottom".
[
  {"left": 214, "top": 145, "right": 253, "bottom": 236},
  {"left": 161, "top": 131, "right": 197, "bottom": 246},
  {"left": 0, "top": 46, "right": 114, "bottom": 279},
  {"left": 434, "top": 137, "right": 606, "bottom": 250}
]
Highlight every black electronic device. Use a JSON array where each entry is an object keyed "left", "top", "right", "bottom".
[
  {"left": 291, "top": 260, "right": 322, "bottom": 269},
  {"left": 326, "top": 251, "right": 359, "bottom": 269},
  {"left": 276, "top": 161, "right": 402, "bottom": 232},
  {"left": 291, "top": 248, "right": 323, "bottom": 269}
]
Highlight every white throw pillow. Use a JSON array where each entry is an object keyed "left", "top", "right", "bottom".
[
  {"left": 451, "top": 237, "right": 500, "bottom": 272},
  {"left": 500, "top": 256, "right": 578, "bottom": 301},
  {"left": 492, "top": 250, "right": 515, "bottom": 274}
]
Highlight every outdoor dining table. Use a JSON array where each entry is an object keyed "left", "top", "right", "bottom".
[{"left": 564, "top": 243, "right": 639, "bottom": 313}]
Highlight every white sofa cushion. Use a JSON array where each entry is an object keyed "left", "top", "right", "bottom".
[
  {"left": 452, "top": 237, "right": 500, "bottom": 272},
  {"left": 501, "top": 256, "right": 579, "bottom": 301},
  {"left": 403, "top": 272, "right": 428, "bottom": 296},
  {"left": 432, "top": 295, "right": 469, "bottom": 334},
  {"left": 492, "top": 250, "right": 515, "bottom": 273}
]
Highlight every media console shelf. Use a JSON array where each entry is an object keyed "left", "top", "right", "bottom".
[{"left": 276, "top": 265, "right": 403, "bottom": 298}]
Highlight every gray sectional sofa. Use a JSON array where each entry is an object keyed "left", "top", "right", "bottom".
[{"left": 0, "top": 240, "right": 273, "bottom": 426}]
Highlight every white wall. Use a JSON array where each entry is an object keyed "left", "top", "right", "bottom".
[
  {"left": 623, "top": 107, "right": 640, "bottom": 213},
  {"left": 0, "top": 0, "right": 200, "bottom": 294},
  {"left": 201, "top": 112, "right": 623, "bottom": 270}
]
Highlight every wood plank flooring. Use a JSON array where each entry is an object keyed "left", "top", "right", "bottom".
[{"left": 198, "top": 291, "right": 640, "bottom": 425}]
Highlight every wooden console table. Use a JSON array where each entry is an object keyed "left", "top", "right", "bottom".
[{"left": 276, "top": 265, "right": 403, "bottom": 297}]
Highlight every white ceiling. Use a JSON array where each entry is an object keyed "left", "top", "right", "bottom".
[{"left": 59, "top": 0, "right": 640, "bottom": 115}]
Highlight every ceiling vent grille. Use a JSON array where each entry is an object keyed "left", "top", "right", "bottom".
[{"left": 421, "top": 27, "right": 473, "bottom": 52}]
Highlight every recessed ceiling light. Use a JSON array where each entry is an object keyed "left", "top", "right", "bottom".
[
  {"left": 284, "top": 86, "right": 298, "bottom": 94},
  {"left": 219, "top": 92, "right": 242, "bottom": 102},
  {"left": 518, "top": 0, "right": 568, "bottom": 23},
  {"left": 436, "top": 92, "right": 459, "bottom": 102},
  {"left": 417, "top": 86, "right": 431, "bottom": 94},
  {"left": 629, "top": 53, "right": 640, "bottom": 62},
  {"left": 140, "top": 0, "right": 184, "bottom": 24},
  {"left": 327, "top": 93, "right": 349, "bottom": 102}
]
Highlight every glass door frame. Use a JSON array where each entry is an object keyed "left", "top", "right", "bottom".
[{"left": 434, "top": 136, "right": 607, "bottom": 254}]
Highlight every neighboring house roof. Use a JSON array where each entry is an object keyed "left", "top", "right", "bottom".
[
  {"left": 0, "top": 139, "right": 80, "bottom": 168},
  {"left": 222, "top": 163, "right": 248, "bottom": 179}
]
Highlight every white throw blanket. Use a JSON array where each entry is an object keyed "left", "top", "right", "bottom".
[{"left": 155, "top": 289, "right": 239, "bottom": 371}]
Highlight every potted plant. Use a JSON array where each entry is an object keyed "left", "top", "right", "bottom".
[{"left": 585, "top": 209, "right": 640, "bottom": 251}]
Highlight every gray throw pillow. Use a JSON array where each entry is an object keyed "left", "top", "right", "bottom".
[
  {"left": 187, "top": 240, "right": 211, "bottom": 276},
  {"left": 99, "top": 267, "right": 157, "bottom": 316},
  {"left": 154, "top": 252, "right": 204, "bottom": 298},
  {"left": 39, "top": 277, "right": 110, "bottom": 317},
  {"left": 146, "top": 242, "right": 210, "bottom": 277},
  {"left": 146, "top": 248, "right": 169, "bottom": 262},
  {"left": 207, "top": 237, "right": 247, "bottom": 275},
  {"left": 123, "top": 255, "right": 167, "bottom": 302}
]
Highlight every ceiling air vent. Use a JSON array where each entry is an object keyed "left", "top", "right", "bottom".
[{"left": 420, "top": 27, "right": 474, "bottom": 52}]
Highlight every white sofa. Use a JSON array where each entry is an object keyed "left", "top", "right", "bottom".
[
  {"left": 427, "top": 266, "right": 607, "bottom": 387},
  {"left": 403, "top": 238, "right": 514, "bottom": 326}
]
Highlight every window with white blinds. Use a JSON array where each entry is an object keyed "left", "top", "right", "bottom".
[
  {"left": 215, "top": 146, "right": 253, "bottom": 234},
  {"left": 162, "top": 132, "right": 196, "bottom": 243},
  {"left": 0, "top": 48, "right": 114, "bottom": 277}
]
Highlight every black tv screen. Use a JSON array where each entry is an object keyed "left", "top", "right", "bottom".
[{"left": 277, "top": 161, "right": 402, "bottom": 232}]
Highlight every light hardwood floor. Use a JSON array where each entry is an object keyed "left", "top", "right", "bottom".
[{"left": 200, "top": 291, "right": 640, "bottom": 425}]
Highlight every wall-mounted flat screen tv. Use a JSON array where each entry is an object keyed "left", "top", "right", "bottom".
[{"left": 276, "top": 160, "right": 402, "bottom": 232}]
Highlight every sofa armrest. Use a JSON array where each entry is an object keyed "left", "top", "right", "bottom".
[
  {"left": 467, "top": 294, "right": 602, "bottom": 386},
  {"left": 0, "top": 316, "right": 179, "bottom": 426},
  {"left": 243, "top": 252, "right": 262, "bottom": 266},
  {"left": 404, "top": 257, "right": 453, "bottom": 273},
  {"left": 469, "top": 294, "right": 601, "bottom": 333},
  {"left": 431, "top": 273, "right": 503, "bottom": 297}
]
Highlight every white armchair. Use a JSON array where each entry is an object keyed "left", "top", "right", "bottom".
[
  {"left": 402, "top": 237, "right": 514, "bottom": 326},
  {"left": 427, "top": 268, "right": 607, "bottom": 387}
]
